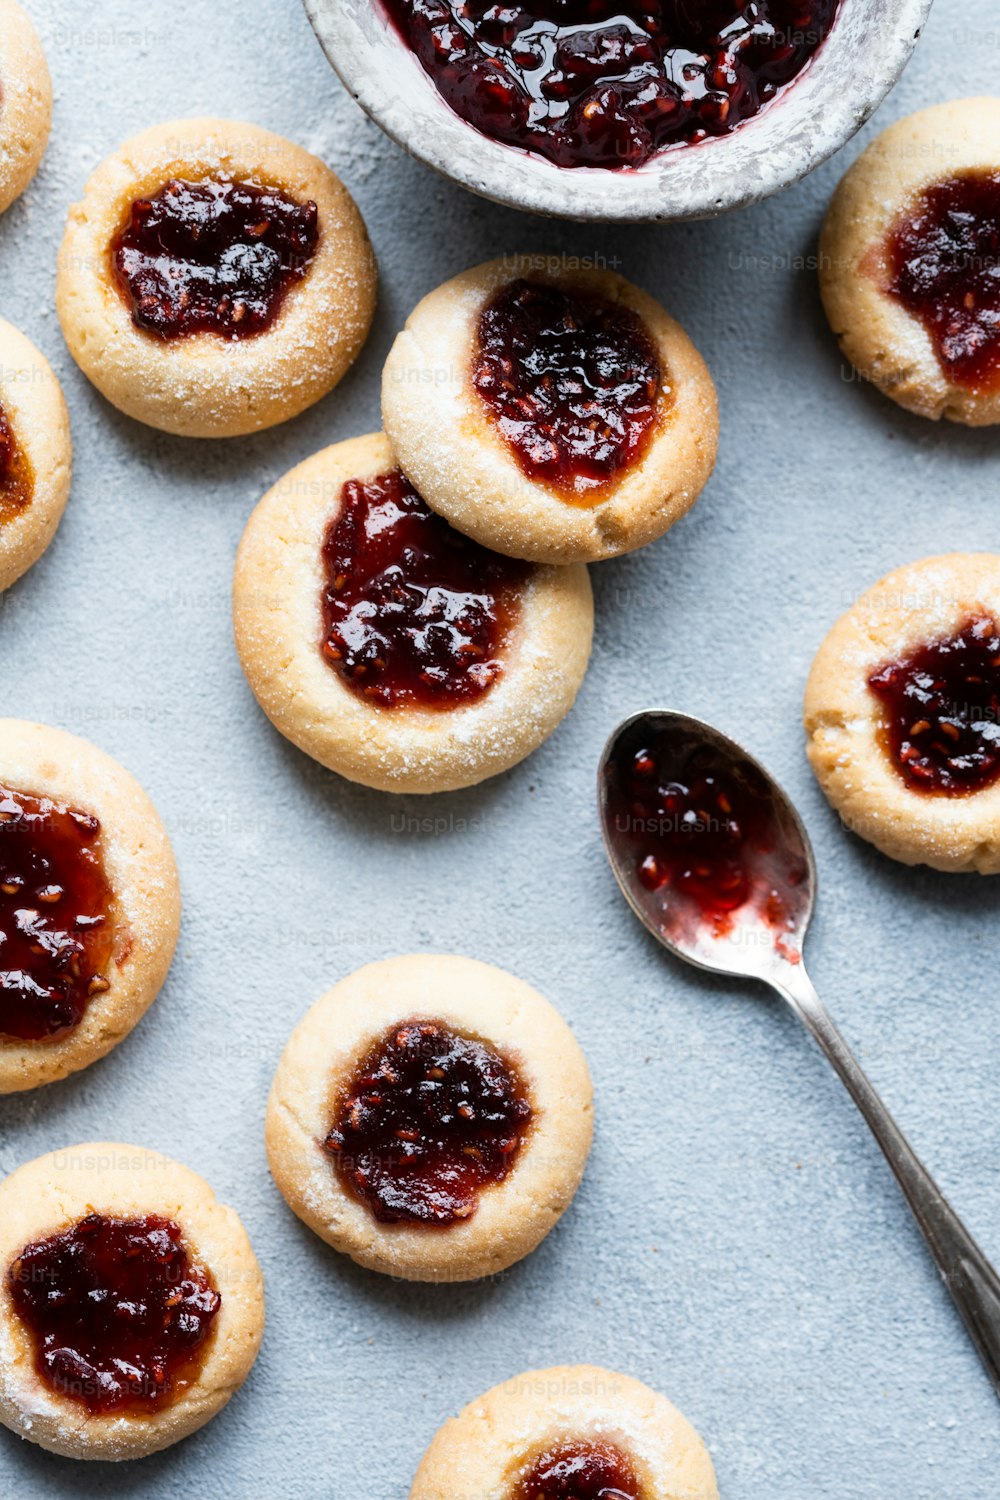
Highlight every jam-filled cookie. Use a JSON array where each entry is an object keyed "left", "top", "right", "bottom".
[
  {"left": 820, "top": 98, "right": 1000, "bottom": 425},
  {"left": 233, "top": 433, "right": 593, "bottom": 793},
  {"left": 805, "top": 554, "right": 1000, "bottom": 872},
  {"left": 409, "top": 1365, "right": 719, "bottom": 1500},
  {"left": 266, "top": 955, "right": 594, "bottom": 1282},
  {"left": 0, "top": 1143, "right": 263, "bottom": 1459},
  {"left": 381, "top": 256, "right": 718, "bottom": 564},
  {"left": 0, "top": 318, "right": 71, "bottom": 592},
  {"left": 0, "top": 2, "right": 51, "bottom": 216},
  {"left": 56, "top": 117, "right": 376, "bottom": 438},
  {"left": 0, "top": 720, "right": 181, "bottom": 1092}
]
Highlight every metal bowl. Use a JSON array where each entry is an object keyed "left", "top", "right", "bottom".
[{"left": 304, "top": 0, "right": 934, "bottom": 222}]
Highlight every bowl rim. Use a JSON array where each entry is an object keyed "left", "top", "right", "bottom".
[{"left": 304, "top": 0, "right": 935, "bottom": 222}]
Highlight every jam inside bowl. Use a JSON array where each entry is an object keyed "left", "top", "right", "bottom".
[{"left": 304, "top": 0, "right": 932, "bottom": 221}]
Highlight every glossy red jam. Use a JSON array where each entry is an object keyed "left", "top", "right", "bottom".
[
  {"left": 886, "top": 172, "right": 1000, "bottom": 392},
  {"left": 868, "top": 617, "right": 1000, "bottom": 795},
  {"left": 383, "top": 0, "right": 839, "bottom": 169},
  {"left": 0, "top": 785, "right": 115, "bottom": 1042},
  {"left": 111, "top": 177, "right": 319, "bottom": 340},
  {"left": 324, "top": 1019, "right": 532, "bottom": 1225},
  {"left": 511, "top": 1440, "right": 642, "bottom": 1500},
  {"left": 320, "top": 468, "right": 527, "bottom": 709},
  {"left": 8, "top": 1213, "right": 220, "bottom": 1414},
  {"left": 0, "top": 403, "right": 33, "bottom": 525},
  {"left": 604, "top": 721, "right": 809, "bottom": 953},
  {"left": 474, "top": 278, "right": 662, "bottom": 499}
]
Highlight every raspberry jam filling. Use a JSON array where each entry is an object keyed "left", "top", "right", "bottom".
[
  {"left": 886, "top": 172, "right": 1000, "bottom": 392},
  {"left": 474, "top": 278, "right": 662, "bottom": 499},
  {"left": 511, "top": 1440, "right": 642, "bottom": 1500},
  {"left": 111, "top": 177, "right": 319, "bottom": 340},
  {"left": 0, "top": 403, "right": 33, "bottom": 525},
  {"left": 382, "top": 0, "right": 839, "bottom": 170},
  {"left": 604, "top": 721, "right": 809, "bottom": 953},
  {"left": 320, "top": 468, "right": 527, "bottom": 709},
  {"left": 0, "top": 785, "right": 116, "bottom": 1042},
  {"left": 324, "top": 1019, "right": 532, "bottom": 1225},
  {"left": 8, "top": 1214, "right": 220, "bottom": 1414},
  {"left": 868, "top": 617, "right": 1000, "bottom": 795}
]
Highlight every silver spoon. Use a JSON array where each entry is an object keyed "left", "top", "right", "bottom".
[{"left": 599, "top": 708, "right": 1000, "bottom": 1396}]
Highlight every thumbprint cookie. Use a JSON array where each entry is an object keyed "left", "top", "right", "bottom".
[
  {"left": 0, "top": 1143, "right": 264, "bottom": 1459},
  {"left": 233, "top": 432, "right": 593, "bottom": 793},
  {"left": 0, "top": 318, "right": 71, "bottom": 592},
  {"left": 0, "top": 720, "right": 181, "bottom": 1092},
  {"left": 409, "top": 1365, "right": 719, "bottom": 1500},
  {"left": 805, "top": 554, "right": 1000, "bottom": 872},
  {"left": 382, "top": 255, "right": 718, "bottom": 564},
  {"left": 56, "top": 117, "right": 376, "bottom": 438},
  {"left": 821, "top": 98, "right": 1000, "bottom": 425},
  {"left": 266, "top": 955, "right": 594, "bottom": 1282},
  {"left": 0, "top": 1, "right": 51, "bottom": 216}
]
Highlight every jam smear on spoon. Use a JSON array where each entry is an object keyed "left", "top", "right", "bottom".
[
  {"left": 604, "top": 721, "right": 809, "bottom": 954},
  {"left": 320, "top": 468, "right": 527, "bottom": 709},
  {"left": 383, "top": 0, "right": 839, "bottom": 170},
  {"left": 0, "top": 785, "right": 116, "bottom": 1042},
  {"left": 473, "top": 278, "right": 662, "bottom": 499},
  {"left": 510, "top": 1439, "right": 642, "bottom": 1500},
  {"left": 8, "top": 1213, "right": 220, "bottom": 1414},
  {"left": 112, "top": 177, "right": 319, "bottom": 340},
  {"left": 324, "top": 1018, "right": 532, "bottom": 1225},
  {"left": 868, "top": 616, "right": 1000, "bottom": 794},
  {"left": 885, "top": 171, "right": 1000, "bottom": 392}
]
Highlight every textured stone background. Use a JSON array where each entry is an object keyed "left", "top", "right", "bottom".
[{"left": 0, "top": 0, "right": 998, "bottom": 1494}]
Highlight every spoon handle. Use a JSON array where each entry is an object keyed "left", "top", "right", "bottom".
[{"left": 774, "top": 964, "right": 1000, "bottom": 1397}]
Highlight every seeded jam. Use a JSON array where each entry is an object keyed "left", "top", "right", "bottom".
[
  {"left": 604, "top": 720, "right": 809, "bottom": 953},
  {"left": 8, "top": 1214, "right": 220, "bottom": 1414},
  {"left": 111, "top": 177, "right": 319, "bottom": 340},
  {"left": 510, "top": 1440, "right": 642, "bottom": 1500},
  {"left": 383, "top": 0, "right": 839, "bottom": 169},
  {"left": 0, "top": 403, "right": 33, "bottom": 525},
  {"left": 320, "top": 469, "right": 527, "bottom": 709},
  {"left": 886, "top": 172, "right": 1000, "bottom": 392},
  {"left": 474, "top": 278, "right": 662, "bottom": 499},
  {"left": 324, "top": 1019, "right": 533, "bottom": 1224},
  {"left": 0, "top": 786, "right": 115, "bottom": 1042},
  {"left": 868, "top": 617, "right": 1000, "bottom": 795}
]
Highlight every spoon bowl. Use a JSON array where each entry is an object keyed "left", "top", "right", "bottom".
[{"left": 599, "top": 707, "right": 1000, "bottom": 1398}]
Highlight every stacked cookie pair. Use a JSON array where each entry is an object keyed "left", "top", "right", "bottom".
[{"left": 233, "top": 255, "right": 719, "bottom": 792}]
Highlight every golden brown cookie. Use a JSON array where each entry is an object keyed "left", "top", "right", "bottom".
[
  {"left": 0, "top": 1, "right": 51, "bottom": 216},
  {"left": 0, "top": 1142, "right": 264, "bottom": 1459},
  {"left": 266, "top": 955, "right": 594, "bottom": 1283},
  {"left": 409, "top": 1365, "right": 719, "bottom": 1500},
  {"left": 233, "top": 432, "right": 594, "bottom": 793},
  {"left": 820, "top": 98, "right": 1000, "bottom": 425},
  {"left": 0, "top": 720, "right": 181, "bottom": 1091},
  {"left": 0, "top": 317, "right": 71, "bottom": 592},
  {"left": 805, "top": 553, "right": 1000, "bottom": 872},
  {"left": 56, "top": 117, "right": 376, "bottom": 438},
  {"left": 382, "top": 255, "right": 718, "bottom": 564}
]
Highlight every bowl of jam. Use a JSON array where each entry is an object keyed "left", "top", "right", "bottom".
[{"left": 304, "top": 0, "right": 932, "bottom": 221}]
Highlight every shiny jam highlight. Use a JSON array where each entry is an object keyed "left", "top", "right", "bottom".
[
  {"left": 320, "top": 469, "right": 526, "bottom": 709},
  {"left": 0, "top": 785, "right": 115, "bottom": 1041},
  {"left": 112, "top": 176, "right": 319, "bottom": 340},
  {"left": 868, "top": 616, "right": 1000, "bottom": 795},
  {"left": 383, "top": 0, "right": 839, "bottom": 169},
  {"left": 473, "top": 277, "right": 662, "bottom": 499},
  {"left": 510, "top": 1440, "right": 643, "bottom": 1500},
  {"left": 324, "top": 1018, "right": 532, "bottom": 1225},
  {"left": 8, "top": 1214, "right": 220, "bottom": 1414}
]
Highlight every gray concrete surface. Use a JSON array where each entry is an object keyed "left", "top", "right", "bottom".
[{"left": 0, "top": 0, "right": 997, "bottom": 1495}]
